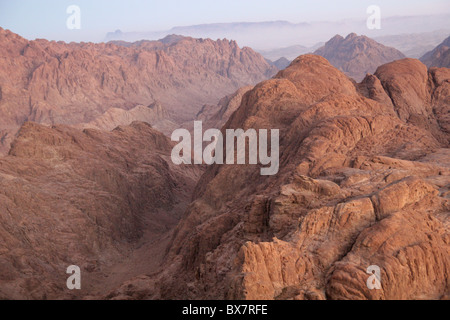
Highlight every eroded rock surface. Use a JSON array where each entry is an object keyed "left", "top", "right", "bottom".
[
  {"left": 0, "top": 28, "right": 277, "bottom": 154},
  {"left": 314, "top": 33, "right": 406, "bottom": 82},
  {"left": 0, "top": 121, "right": 202, "bottom": 299},
  {"left": 0, "top": 46, "right": 448, "bottom": 300},
  {"left": 108, "top": 55, "right": 449, "bottom": 300}
]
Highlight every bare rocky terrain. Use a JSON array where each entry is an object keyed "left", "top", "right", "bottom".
[
  {"left": 314, "top": 33, "right": 406, "bottom": 82},
  {"left": 0, "top": 28, "right": 448, "bottom": 300},
  {"left": 0, "top": 28, "right": 277, "bottom": 155},
  {"left": 107, "top": 55, "right": 450, "bottom": 300},
  {"left": 0, "top": 121, "right": 202, "bottom": 299}
]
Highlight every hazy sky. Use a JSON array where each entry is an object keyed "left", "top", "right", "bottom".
[{"left": 0, "top": 0, "right": 449, "bottom": 42}]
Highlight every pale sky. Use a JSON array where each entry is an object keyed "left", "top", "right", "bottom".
[{"left": 0, "top": 0, "right": 449, "bottom": 42}]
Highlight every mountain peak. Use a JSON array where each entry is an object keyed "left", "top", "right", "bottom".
[
  {"left": 346, "top": 32, "right": 358, "bottom": 40},
  {"left": 314, "top": 33, "right": 406, "bottom": 81},
  {"left": 328, "top": 34, "right": 344, "bottom": 43}
]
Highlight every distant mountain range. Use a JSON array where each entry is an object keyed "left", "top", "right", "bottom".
[
  {"left": 270, "top": 57, "right": 291, "bottom": 70},
  {"left": 259, "top": 30, "right": 450, "bottom": 62},
  {"left": 264, "top": 32, "right": 450, "bottom": 82},
  {"left": 105, "top": 14, "right": 450, "bottom": 54}
]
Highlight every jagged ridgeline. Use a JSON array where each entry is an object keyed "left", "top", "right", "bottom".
[
  {"left": 0, "top": 26, "right": 449, "bottom": 300},
  {"left": 0, "top": 27, "right": 277, "bottom": 154}
]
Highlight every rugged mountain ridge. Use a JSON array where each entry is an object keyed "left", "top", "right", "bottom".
[
  {"left": 0, "top": 28, "right": 277, "bottom": 154},
  {"left": 314, "top": 33, "right": 406, "bottom": 81},
  {"left": 0, "top": 27, "right": 449, "bottom": 300},
  {"left": 107, "top": 55, "right": 449, "bottom": 300}
]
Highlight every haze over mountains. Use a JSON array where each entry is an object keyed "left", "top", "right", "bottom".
[
  {"left": 257, "top": 30, "right": 450, "bottom": 62},
  {"left": 105, "top": 14, "right": 450, "bottom": 50},
  {"left": 374, "top": 29, "right": 450, "bottom": 58},
  {"left": 105, "top": 14, "right": 450, "bottom": 63},
  {"left": 260, "top": 43, "right": 323, "bottom": 62},
  {"left": 0, "top": 24, "right": 449, "bottom": 300}
]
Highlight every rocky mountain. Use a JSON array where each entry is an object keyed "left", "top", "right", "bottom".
[
  {"left": 0, "top": 27, "right": 449, "bottom": 300},
  {"left": 0, "top": 121, "right": 203, "bottom": 299},
  {"left": 314, "top": 33, "right": 406, "bottom": 81},
  {"left": 106, "top": 55, "right": 449, "bottom": 300},
  {"left": 0, "top": 28, "right": 277, "bottom": 154},
  {"left": 420, "top": 36, "right": 450, "bottom": 68}
]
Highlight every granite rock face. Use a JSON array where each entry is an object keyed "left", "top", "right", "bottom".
[
  {"left": 108, "top": 55, "right": 449, "bottom": 300},
  {"left": 0, "top": 28, "right": 277, "bottom": 154},
  {"left": 0, "top": 27, "right": 448, "bottom": 300}
]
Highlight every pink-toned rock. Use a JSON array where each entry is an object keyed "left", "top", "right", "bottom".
[
  {"left": 123, "top": 54, "right": 450, "bottom": 301},
  {"left": 0, "top": 28, "right": 277, "bottom": 154},
  {"left": 314, "top": 33, "right": 405, "bottom": 82}
]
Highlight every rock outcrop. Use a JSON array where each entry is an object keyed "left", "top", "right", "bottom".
[
  {"left": 108, "top": 55, "right": 449, "bottom": 300},
  {"left": 79, "top": 101, "right": 178, "bottom": 135}
]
